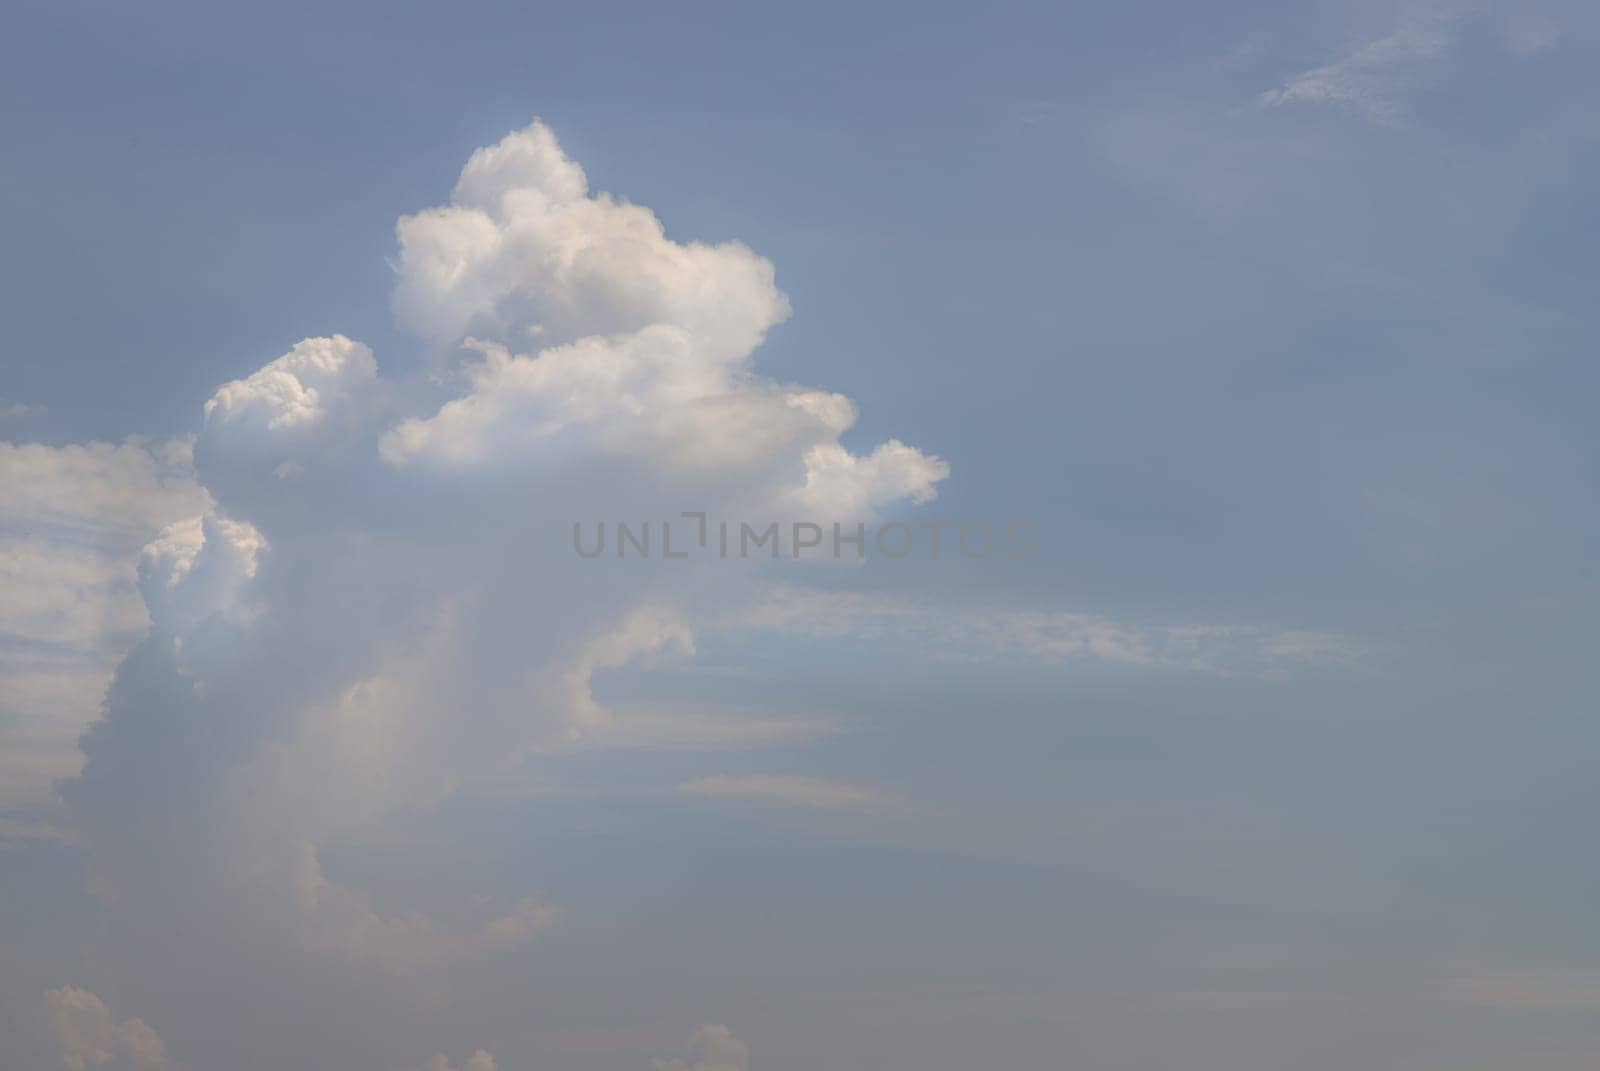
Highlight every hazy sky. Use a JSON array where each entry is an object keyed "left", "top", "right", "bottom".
[{"left": 3, "top": 2, "right": 1599, "bottom": 1069}]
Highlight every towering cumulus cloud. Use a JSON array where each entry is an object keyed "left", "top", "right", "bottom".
[
  {"left": 54, "top": 122, "right": 945, "bottom": 999},
  {"left": 382, "top": 122, "right": 944, "bottom": 508}
]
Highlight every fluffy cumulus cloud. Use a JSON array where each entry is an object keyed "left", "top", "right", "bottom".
[
  {"left": 203, "top": 335, "right": 379, "bottom": 438},
  {"left": 381, "top": 123, "right": 944, "bottom": 510},
  {"left": 393, "top": 121, "right": 785, "bottom": 364},
  {"left": 45, "top": 987, "right": 171, "bottom": 1071}
]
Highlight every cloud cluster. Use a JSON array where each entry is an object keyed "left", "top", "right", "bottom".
[
  {"left": 27, "top": 121, "right": 944, "bottom": 999},
  {"left": 3, "top": 119, "right": 1356, "bottom": 1069}
]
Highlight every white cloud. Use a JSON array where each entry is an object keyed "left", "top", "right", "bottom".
[
  {"left": 393, "top": 121, "right": 786, "bottom": 362},
  {"left": 45, "top": 986, "right": 171, "bottom": 1071},
  {"left": 652, "top": 1025, "right": 750, "bottom": 1071},
  {"left": 380, "top": 122, "right": 944, "bottom": 518},
  {"left": 0, "top": 440, "right": 208, "bottom": 821},
  {"left": 679, "top": 775, "right": 904, "bottom": 814},
  {"left": 782, "top": 440, "right": 946, "bottom": 518},
  {"left": 203, "top": 335, "right": 378, "bottom": 435},
  {"left": 1260, "top": 8, "right": 1455, "bottom": 125}
]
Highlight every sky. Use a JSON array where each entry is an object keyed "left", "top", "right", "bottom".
[{"left": 2, "top": 1, "right": 1599, "bottom": 1069}]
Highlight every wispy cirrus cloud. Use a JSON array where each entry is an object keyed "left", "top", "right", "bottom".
[
  {"left": 1260, "top": 7, "right": 1456, "bottom": 125},
  {"left": 737, "top": 586, "right": 1363, "bottom": 677}
]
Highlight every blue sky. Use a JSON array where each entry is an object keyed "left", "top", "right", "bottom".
[{"left": 2, "top": 2, "right": 1599, "bottom": 1069}]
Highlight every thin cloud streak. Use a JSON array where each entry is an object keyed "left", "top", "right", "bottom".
[{"left": 679, "top": 775, "right": 906, "bottom": 814}]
